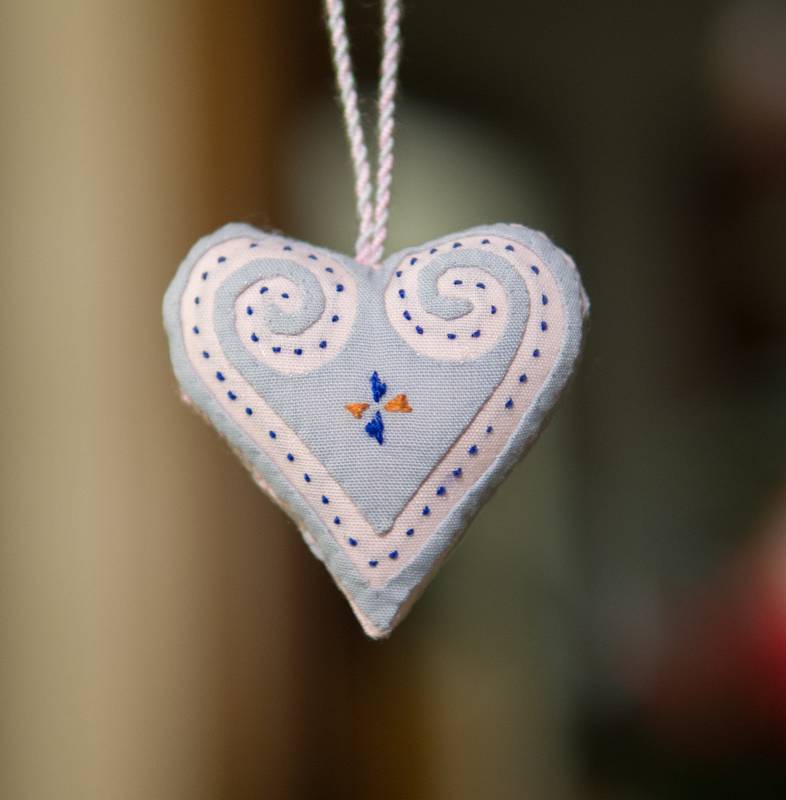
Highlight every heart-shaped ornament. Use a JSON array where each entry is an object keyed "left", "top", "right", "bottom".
[{"left": 163, "top": 222, "right": 589, "bottom": 637}]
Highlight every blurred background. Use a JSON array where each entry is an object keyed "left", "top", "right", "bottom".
[{"left": 1, "top": 0, "right": 785, "bottom": 798}]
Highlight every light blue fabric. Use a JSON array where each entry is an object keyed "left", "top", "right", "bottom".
[
  {"left": 163, "top": 222, "right": 588, "bottom": 637},
  {"left": 213, "top": 247, "right": 528, "bottom": 533}
]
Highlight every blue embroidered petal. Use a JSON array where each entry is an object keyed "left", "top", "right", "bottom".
[
  {"left": 364, "top": 410, "right": 385, "bottom": 445},
  {"left": 370, "top": 371, "right": 387, "bottom": 402}
]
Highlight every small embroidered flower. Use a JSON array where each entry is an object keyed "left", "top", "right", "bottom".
[{"left": 345, "top": 372, "right": 413, "bottom": 445}]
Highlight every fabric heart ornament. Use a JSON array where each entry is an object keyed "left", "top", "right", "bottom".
[{"left": 163, "top": 222, "right": 589, "bottom": 637}]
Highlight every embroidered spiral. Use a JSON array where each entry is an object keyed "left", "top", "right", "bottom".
[
  {"left": 184, "top": 235, "right": 357, "bottom": 377},
  {"left": 231, "top": 254, "right": 355, "bottom": 376},
  {"left": 384, "top": 235, "right": 532, "bottom": 362}
]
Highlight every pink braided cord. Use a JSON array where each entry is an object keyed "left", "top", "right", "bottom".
[
  {"left": 324, "top": 0, "right": 401, "bottom": 267},
  {"left": 368, "top": 0, "right": 401, "bottom": 266}
]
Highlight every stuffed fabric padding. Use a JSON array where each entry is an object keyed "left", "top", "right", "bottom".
[{"left": 163, "top": 222, "right": 589, "bottom": 638}]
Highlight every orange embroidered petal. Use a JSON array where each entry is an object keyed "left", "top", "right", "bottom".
[
  {"left": 345, "top": 402, "right": 369, "bottom": 419},
  {"left": 384, "top": 394, "right": 412, "bottom": 413}
]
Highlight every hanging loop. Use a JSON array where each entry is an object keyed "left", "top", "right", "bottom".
[{"left": 324, "top": 0, "right": 402, "bottom": 267}]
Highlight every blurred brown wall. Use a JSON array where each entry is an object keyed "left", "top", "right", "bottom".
[{"left": 0, "top": 2, "right": 311, "bottom": 798}]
